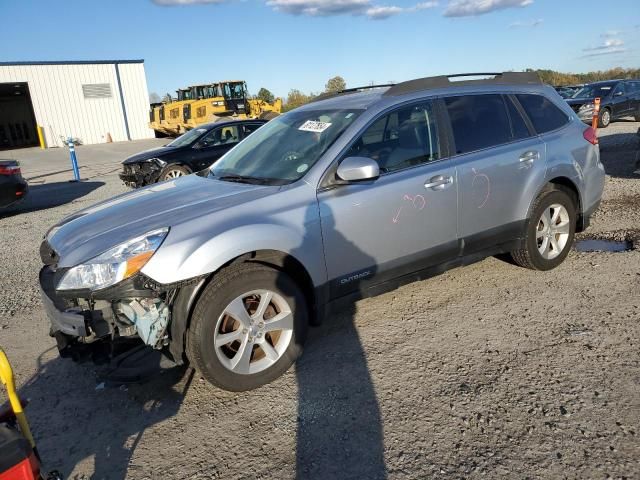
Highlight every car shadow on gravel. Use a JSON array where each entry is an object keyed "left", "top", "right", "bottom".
[
  {"left": 0, "top": 181, "right": 104, "bottom": 218},
  {"left": 286, "top": 206, "right": 387, "bottom": 480},
  {"left": 598, "top": 127, "right": 640, "bottom": 179},
  {"left": 15, "top": 349, "right": 193, "bottom": 479}
]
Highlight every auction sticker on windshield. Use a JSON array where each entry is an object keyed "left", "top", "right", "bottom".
[{"left": 299, "top": 120, "right": 332, "bottom": 133}]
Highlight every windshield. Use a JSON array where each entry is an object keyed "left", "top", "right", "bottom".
[
  {"left": 210, "top": 108, "right": 362, "bottom": 184},
  {"left": 166, "top": 128, "right": 207, "bottom": 147},
  {"left": 572, "top": 84, "right": 614, "bottom": 99}
]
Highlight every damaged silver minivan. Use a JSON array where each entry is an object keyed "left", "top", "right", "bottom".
[{"left": 39, "top": 73, "right": 604, "bottom": 391}]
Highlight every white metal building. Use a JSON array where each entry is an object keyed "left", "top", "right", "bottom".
[{"left": 0, "top": 60, "right": 154, "bottom": 149}]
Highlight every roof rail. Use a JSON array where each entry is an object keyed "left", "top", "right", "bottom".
[
  {"left": 384, "top": 72, "right": 542, "bottom": 97},
  {"left": 310, "top": 84, "right": 395, "bottom": 103}
]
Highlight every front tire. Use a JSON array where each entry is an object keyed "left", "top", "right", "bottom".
[
  {"left": 510, "top": 188, "right": 576, "bottom": 271},
  {"left": 599, "top": 107, "right": 611, "bottom": 128},
  {"left": 187, "top": 263, "right": 308, "bottom": 391},
  {"left": 160, "top": 164, "right": 191, "bottom": 181}
]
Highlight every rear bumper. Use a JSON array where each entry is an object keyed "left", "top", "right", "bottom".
[
  {"left": 0, "top": 177, "right": 28, "bottom": 208},
  {"left": 578, "top": 197, "right": 601, "bottom": 232}
]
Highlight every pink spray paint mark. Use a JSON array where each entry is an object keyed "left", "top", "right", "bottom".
[
  {"left": 392, "top": 194, "right": 426, "bottom": 223},
  {"left": 471, "top": 168, "right": 491, "bottom": 209}
]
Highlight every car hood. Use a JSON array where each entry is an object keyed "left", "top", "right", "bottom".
[
  {"left": 566, "top": 97, "right": 596, "bottom": 105},
  {"left": 47, "top": 175, "right": 277, "bottom": 268},
  {"left": 122, "top": 145, "right": 184, "bottom": 164}
]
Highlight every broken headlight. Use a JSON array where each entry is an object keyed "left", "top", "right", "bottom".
[{"left": 57, "top": 228, "right": 169, "bottom": 291}]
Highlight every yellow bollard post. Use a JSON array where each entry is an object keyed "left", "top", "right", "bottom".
[
  {"left": 0, "top": 348, "right": 36, "bottom": 449},
  {"left": 37, "top": 125, "right": 46, "bottom": 149}
]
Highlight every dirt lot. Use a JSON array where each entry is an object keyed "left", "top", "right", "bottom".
[{"left": 0, "top": 124, "right": 639, "bottom": 479}]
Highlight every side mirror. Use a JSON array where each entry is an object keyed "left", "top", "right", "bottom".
[
  {"left": 336, "top": 157, "right": 380, "bottom": 182},
  {"left": 614, "top": 91, "right": 624, "bottom": 97}
]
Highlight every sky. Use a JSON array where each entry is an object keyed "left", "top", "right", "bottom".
[{"left": 1, "top": 0, "right": 639, "bottom": 100}]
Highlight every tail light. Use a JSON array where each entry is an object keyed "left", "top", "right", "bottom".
[
  {"left": 0, "top": 165, "right": 20, "bottom": 175},
  {"left": 583, "top": 127, "right": 598, "bottom": 145}
]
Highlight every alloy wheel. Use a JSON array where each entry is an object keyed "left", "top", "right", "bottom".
[
  {"left": 536, "top": 203, "right": 571, "bottom": 260},
  {"left": 164, "top": 169, "right": 185, "bottom": 179},
  {"left": 214, "top": 289, "right": 293, "bottom": 375}
]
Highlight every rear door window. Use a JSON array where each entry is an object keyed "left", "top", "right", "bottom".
[
  {"left": 515, "top": 94, "right": 569, "bottom": 134},
  {"left": 445, "top": 94, "right": 512, "bottom": 154}
]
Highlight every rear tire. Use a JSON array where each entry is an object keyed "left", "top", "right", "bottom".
[
  {"left": 187, "top": 263, "right": 308, "bottom": 391},
  {"left": 510, "top": 188, "right": 576, "bottom": 271}
]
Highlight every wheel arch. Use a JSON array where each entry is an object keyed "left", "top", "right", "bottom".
[
  {"left": 168, "top": 249, "right": 318, "bottom": 364},
  {"left": 527, "top": 176, "right": 584, "bottom": 232}
]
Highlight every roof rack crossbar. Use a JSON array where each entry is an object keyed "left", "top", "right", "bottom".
[
  {"left": 310, "top": 83, "right": 395, "bottom": 103},
  {"left": 384, "top": 71, "right": 541, "bottom": 97}
]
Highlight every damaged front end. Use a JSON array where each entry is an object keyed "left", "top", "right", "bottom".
[
  {"left": 119, "top": 158, "right": 166, "bottom": 188},
  {"left": 38, "top": 227, "right": 181, "bottom": 365},
  {"left": 40, "top": 264, "right": 176, "bottom": 364}
]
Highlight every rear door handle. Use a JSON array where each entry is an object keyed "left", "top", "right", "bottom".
[
  {"left": 519, "top": 150, "right": 539, "bottom": 163},
  {"left": 424, "top": 175, "right": 453, "bottom": 190}
]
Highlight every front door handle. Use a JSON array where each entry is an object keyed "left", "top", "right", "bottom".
[
  {"left": 424, "top": 175, "right": 453, "bottom": 190},
  {"left": 519, "top": 150, "right": 539, "bottom": 163}
]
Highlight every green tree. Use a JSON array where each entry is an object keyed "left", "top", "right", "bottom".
[
  {"left": 528, "top": 67, "right": 640, "bottom": 86},
  {"left": 325, "top": 76, "right": 346, "bottom": 93},
  {"left": 257, "top": 87, "right": 275, "bottom": 104},
  {"left": 284, "top": 89, "right": 311, "bottom": 112}
]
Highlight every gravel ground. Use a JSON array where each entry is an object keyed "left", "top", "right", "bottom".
[{"left": 0, "top": 124, "right": 639, "bottom": 479}]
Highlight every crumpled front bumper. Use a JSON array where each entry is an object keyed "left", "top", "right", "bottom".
[
  {"left": 39, "top": 266, "right": 88, "bottom": 337},
  {"left": 120, "top": 162, "right": 163, "bottom": 188}
]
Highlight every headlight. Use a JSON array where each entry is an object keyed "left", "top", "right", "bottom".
[
  {"left": 57, "top": 228, "right": 169, "bottom": 291},
  {"left": 145, "top": 158, "right": 167, "bottom": 167},
  {"left": 579, "top": 104, "right": 594, "bottom": 113}
]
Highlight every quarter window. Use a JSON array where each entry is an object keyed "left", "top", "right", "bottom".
[
  {"left": 346, "top": 101, "right": 440, "bottom": 174},
  {"left": 515, "top": 94, "right": 569, "bottom": 134},
  {"left": 445, "top": 94, "right": 512, "bottom": 154}
]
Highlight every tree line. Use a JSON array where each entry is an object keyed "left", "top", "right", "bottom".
[{"left": 527, "top": 67, "right": 640, "bottom": 86}]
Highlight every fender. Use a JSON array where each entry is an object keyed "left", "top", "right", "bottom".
[{"left": 142, "top": 222, "right": 327, "bottom": 288}]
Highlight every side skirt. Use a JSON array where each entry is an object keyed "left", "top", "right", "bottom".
[{"left": 317, "top": 238, "right": 522, "bottom": 322}]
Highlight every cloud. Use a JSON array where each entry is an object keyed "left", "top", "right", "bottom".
[
  {"left": 266, "top": 0, "right": 435, "bottom": 19},
  {"left": 266, "top": 0, "right": 370, "bottom": 16},
  {"left": 413, "top": 1, "right": 439, "bottom": 9},
  {"left": 152, "top": 0, "right": 226, "bottom": 4},
  {"left": 581, "top": 48, "right": 626, "bottom": 58},
  {"left": 581, "top": 36, "right": 626, "bottom": 58},
  {"left": 366, "top": 5, "right": 403, "bottom": 19},
  {"left": 444, "top": 0, "right": 532, "bottom": 17},
  {"left": 509, "top": 18, "right": 542, "bottom": 27},
  {"left": 601, "top": 30, "right": 620, "bottom": 37},
  {"left": 583, "top": 38, "right": 624, "bottom": 52}
]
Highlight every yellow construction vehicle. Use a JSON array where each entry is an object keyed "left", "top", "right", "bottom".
[{"left": 149, "top": 81, "right": 281, "bottom": 136}]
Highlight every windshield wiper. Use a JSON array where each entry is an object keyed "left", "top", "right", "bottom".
[{"left": 217, "top": 174, "right": 273, "bottom": 185}]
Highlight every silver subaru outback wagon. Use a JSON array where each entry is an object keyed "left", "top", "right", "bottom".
[{"left": 39, "top": 72, "right": 605, "bottom": 391}]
